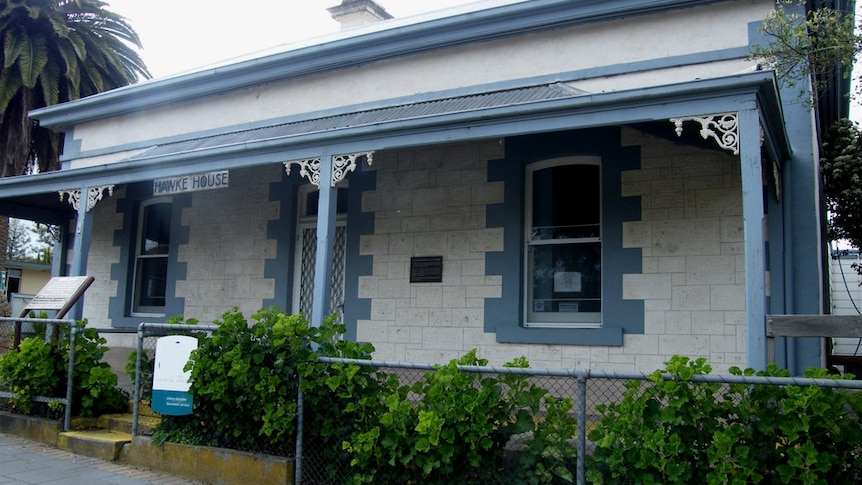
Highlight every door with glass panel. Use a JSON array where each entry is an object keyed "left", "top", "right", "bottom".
[{"left": 293, "top": 185, "right": 347, "bottom": 318}]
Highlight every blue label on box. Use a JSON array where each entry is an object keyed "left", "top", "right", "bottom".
[{"left": 151, "top": 389, "right": 193, "bottom": 416}]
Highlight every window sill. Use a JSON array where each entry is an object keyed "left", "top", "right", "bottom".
[{"left": 495, "top": 325, "right": 623, "bottom": 346}]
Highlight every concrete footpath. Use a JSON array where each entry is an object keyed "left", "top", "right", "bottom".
[{"left": 0, "top": 432, "right": 203, "bottom": 484}]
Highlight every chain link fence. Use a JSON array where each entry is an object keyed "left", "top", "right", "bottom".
[{"left": 125, "top": 323, "right": 862, "bottom": 484}]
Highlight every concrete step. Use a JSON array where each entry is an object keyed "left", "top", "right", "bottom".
[
  {"left": 97, "top": 413, "right": 161, "bottom": 435},
  {"left": 57, "top": 429, "right": 131, "bottom": 461}
]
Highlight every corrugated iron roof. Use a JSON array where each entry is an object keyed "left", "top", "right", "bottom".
[{"left": 132, "top": 83, "right": 585, "bottom": 160}]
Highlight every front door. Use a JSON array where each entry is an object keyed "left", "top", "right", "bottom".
[{"left": 292, "top": 184, "right": 348, "bottom": 319}]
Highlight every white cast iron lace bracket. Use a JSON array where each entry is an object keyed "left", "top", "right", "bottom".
[
  {"left": 58, "top": 185, "right": 115, "bottom": 212},
  {"left": 283, "top": 151, "right": 374, "bottom": 187},
  {"left": 670, "top": 113, "right": 739, "bottom": 155}
]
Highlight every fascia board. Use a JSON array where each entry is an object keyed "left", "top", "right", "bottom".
[{"left": 30, "top": 0, "right": 727, "bottom": 130}]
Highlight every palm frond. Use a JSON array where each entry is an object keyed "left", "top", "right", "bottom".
[
  {"left": 0, "top": 65, "right": 23, "bottom": 114},
  {"left": 17, "top": 32, "right": 47, "bottom": 88},
  {"left": 38, "top": 56, "right": 61, "bottom": 106}
]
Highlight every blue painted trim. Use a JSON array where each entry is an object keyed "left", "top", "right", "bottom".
[
  {"left": 32, "top": 0, "right": 729, "bottom": 129},
  {"left": 749, "top": 7, "right": 823, "bottom": 372},
  {"left": 61, "top": 130, "right": 83, "bottom": 160},
  {"left": 343, "top": 168, "right": 377, "bottom": 342},
  {"left": 107, "top": 184, "right": 190, "bottom": 328},
  {"left": 740, "top": 108, "right": 768, "bottom": 370},
  {"left": 262, "top": 172, "right": 301, "bottom": 312},
  {"left": 62, "top": 46, "right": 749, "bottom": 162},
  {"left": 311, "top": 150, "right": 336, "bottom": 328},
  {"left": 486, "top": 127, "right": 642, "bottom": 346}
]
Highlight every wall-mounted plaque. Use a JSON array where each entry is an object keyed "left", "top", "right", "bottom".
[{"left": 410, "top": 256, "right": 443, "bottom": 283}]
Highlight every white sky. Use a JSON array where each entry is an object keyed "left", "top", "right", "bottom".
[{"left": 105, "top": 0, "right": 479, "bottom": 79}]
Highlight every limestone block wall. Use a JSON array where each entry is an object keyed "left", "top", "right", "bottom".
[
  {"left": 81, "top": 186, "right": 133, "bottom": 348},
  {"left": 356, "top": 140, "right": 507, "bottom": 364},
  {"left": 619, "top": 128, "right": 746, "bottom": 373},
  {"left": 357, "top": 129, "right": 746, "bottom": 373},
  {"left": 84, "top": 185, "right": 126, "bottom": 328},
  {"left": 174, "top": 165, "right": 280, "bottom": 323}
]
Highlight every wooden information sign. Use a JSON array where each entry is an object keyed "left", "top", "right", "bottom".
[{"left": 19, "top": 276, "right": 95, "bottom": 318}]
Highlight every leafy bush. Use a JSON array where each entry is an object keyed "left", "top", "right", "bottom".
[
  {"left": 713, "top": 365, "right": 862, "bottom": 484},
  {"left": 587, "top": 356, "right": 723, "bottom": 484},
  {"left": 587, "top": 356, "right": 862, "bottom": 484},
  {"left": 151, "top": 307, "right": 368, "bottom": 457},
  {"left": 0, "top": 321, "right": 128, "bottom": 418},
  {"left": 0, "top": 333, "right": 66, "bottom": 415},
  {"left": 150, "top": 307, "right": 578, "bottom": 483},
  {"left": 343, "top": 350, "right": 578, "bottom": 485}
]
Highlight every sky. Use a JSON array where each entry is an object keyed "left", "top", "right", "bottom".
[{"left": 105, "top": 0, "right": 482, "bottom": 79}]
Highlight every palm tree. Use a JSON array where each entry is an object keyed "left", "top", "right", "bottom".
[{"left": 0, "top": 0, "right": 151, "bottom": 315}]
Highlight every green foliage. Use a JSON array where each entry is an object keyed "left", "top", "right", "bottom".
[
  {"left": 714, "top": 365, "right": 862, "bottom": 484},
  {"left": 343, "top": 350, "right": 578, "bottom": 485},
  {"left": 152, "top": 308, "right": 362, "bottom": 456},
  {"left": 749, "top": 0, "right": 860, "bottom": 102},
  {"left": 587, "top": 356, "right": 723, "bottom": 484},
  {"left": 70, "top": 324, "right": 129, "bottom": 417},
  {"left": 0, "top": 332, "right": 65, "bottom": 414},
  {"left": 587, "top": 356, "right": 862, "bottom": 484},
  {"left": 0, "top": 0, "right": 151, "bottom": 176},
  {"left": 152, "top": 307, "right": 579, "bottom": 484},
  {"left": 821, "top": 118, "right": 862, "bottom": 251},
  {"left": 0, "top": 321, "right": 128, "bottom": 418}
]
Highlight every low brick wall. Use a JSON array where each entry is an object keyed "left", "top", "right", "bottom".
[
  {"left": 0, "top": 411, "right": 62, "bottom": 446},
  {"left": 120, "top": 436, "right": 294, "bottom": 485}
]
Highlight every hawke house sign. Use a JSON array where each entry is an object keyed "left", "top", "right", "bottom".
[{"left": 153, "top": 170, "right": 229, "bottom": 195}]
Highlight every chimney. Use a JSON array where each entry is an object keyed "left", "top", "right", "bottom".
[{"left": 328, "top": 0, "right": 393, "bottom": 30}]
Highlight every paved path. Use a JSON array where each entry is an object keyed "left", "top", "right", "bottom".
[{"left": 0, "top": 433, "right": 203, "bottom": 484}]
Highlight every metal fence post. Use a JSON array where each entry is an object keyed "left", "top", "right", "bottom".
[
  {"left": 576, "top": 370, "right": 587, "bottom": 485},
  {"left": 295, "top": 375, "right": 304, "bottom": 485},
  {"left": 132, "top": 322, "right": 145, "bottom": 437},
  {"left": 64, "top": 325, "right": 76, "bottom": 432}
]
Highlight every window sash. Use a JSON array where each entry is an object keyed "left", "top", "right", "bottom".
[
  {"left": 132, "top": 199, "right": 171, "bottom": 316},
  {"left": 524, "top": 157, "right": 601, "bottom": 328}
]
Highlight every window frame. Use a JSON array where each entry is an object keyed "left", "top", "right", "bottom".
[
  {"left": 523, "top": 156, "right": 602, "bottom": 328},
  {"left": 130, "top": 197, "right": 172, "bottom": 317}
]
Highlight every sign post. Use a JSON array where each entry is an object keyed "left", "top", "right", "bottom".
[{"left": 151, "top": 335, "right": 197, "bottom": 416}]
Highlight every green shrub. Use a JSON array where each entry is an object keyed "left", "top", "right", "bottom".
[
  {"left": 587, "top": 356, "right": 862, "bottom": 484},
  {"left": 712, "top": 365, "right": 862, "bottom": 484},
  {"left": 152, "top": 307, "right": 362, "bottom": 456},
  {"left": 0, "top": 333, "right": 66, "bottom": 415},
  {"left": 587, "top": 355, "right": 724, "bottom": 484},
  {"left": 343, "top": 350, "right": 578, "bottom": 485},
  {"left": 0, "top": 321, "right": 128, "bottom": 418}
]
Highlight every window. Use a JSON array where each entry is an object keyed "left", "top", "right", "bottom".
[
  {"left": 525, "top": 157, "right": 601, "bottom": 327},
  {"left": 132, "top": 199, "right": 171, "bottom": 315}
]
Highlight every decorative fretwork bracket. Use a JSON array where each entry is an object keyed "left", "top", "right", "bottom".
[
  {"left": 283, "top": 151, "right": 374, "bottom": 187},
  {"left": 670, "top": 113, "right": 739, "bottom": 155},
  {"left": 58, "top": 185, "right": 115, "bottom": 212}
]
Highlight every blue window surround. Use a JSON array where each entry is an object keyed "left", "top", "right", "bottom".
[
  {"left": 108, "top": 182, "right": 190, "bottom": 328},
  {"left": 486, "top": 127, "right": 642, "bottom": 346}
]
